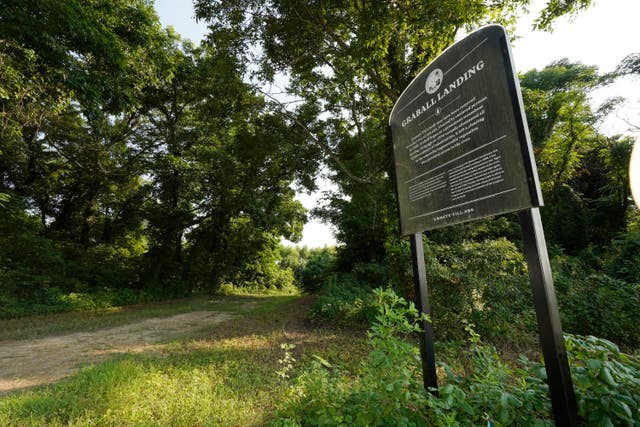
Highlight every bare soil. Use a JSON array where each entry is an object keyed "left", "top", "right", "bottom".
[{"left": 0, "top": 310, "right": 235, "bottom": 394}]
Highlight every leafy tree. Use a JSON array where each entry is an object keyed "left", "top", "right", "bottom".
[
  {"left": 520, "top": 60, "right": 632, "bottom": 250},
  {"left": 0, "top": 0, "right": 325, "bottom": 307},
  {"left": 615, "top": 52, "right": 640, "bottom": 132},
  {"left": 194, "top": 1, "right": 602, "bottom": 276},
  {"left": 533, "top": 0, "right": 593, "bottom": 30},
  {"left": 616, "top": 53, "right": 640, "bottom": 76},
  {"left": 130, "top": 31, "right": 322, "bottom": 291},
  {"left": 0, "top": 0, "right": 166, "bottom": 292}
]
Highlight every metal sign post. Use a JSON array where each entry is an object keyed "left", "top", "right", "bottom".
[
  {"left": 389, "top": 24, "right": 579, "bottom": 424},
  {"left": 520, "top": 208, "right": 579, "bottom": 425},
  {"left": 410, "top": 232, "right": 438, "bottom": 392}
]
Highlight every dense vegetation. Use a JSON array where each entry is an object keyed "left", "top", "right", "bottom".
[
  {"left": 273, "top": 290, "right": 640, "bottom": 426},
  {"left": 3, "top": 0, "right": 635, "bottom": 314},
  {"left": 1, "top": 0, "right": 640, "bottom": 424},
  {"left": 0, "top": 0, "right": 323, "bottom": 316}
]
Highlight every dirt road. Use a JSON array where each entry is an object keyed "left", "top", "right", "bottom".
[{"left": 0, "top": 310, "right": 235, "bottom": 394}]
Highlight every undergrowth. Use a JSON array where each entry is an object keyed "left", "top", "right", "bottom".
[{"left": 272, "top": 289, "right": 640, "bottom": 426}]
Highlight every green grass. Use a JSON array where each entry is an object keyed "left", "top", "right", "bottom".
[{"left": 0, "top": 295, "right": 368, "bottom": 426}]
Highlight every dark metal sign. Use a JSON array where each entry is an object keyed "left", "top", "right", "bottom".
[
  {"left": 390, "top": 25, "right": 579, "bottom": 426},
  {"left": 390, "top": 25, "right": 542, "bottom": 235}
]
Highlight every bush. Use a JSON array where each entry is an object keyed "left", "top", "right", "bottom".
[
  {"left": 425, "top": 238, "right": 536, "bottom": 342},
  {"left": 603, "top": 231, "right": 640, "bottom": 283},
  {"left": 299, "top": 247, "right": 336, "bottom": 292},
  {"left": 566, "top": 334, "right": 640, "bottom": 424},
  {"left": 274, "top": 289, "right": 432, "bottom": 426},
  {"left": 273, "top": 290, "right": 640, "bottom": 426},
  {"left": 308, "top": 259, "right": 390, "bottom": 327},
  {"left": 561, "top": 273, "right": 640, "bottom": 348},
  {"left": 552, "top": 253, "right": 640, "bottom": 348},
  {"left": 309, "top": 276, "right": 379, "bottom": 327}
]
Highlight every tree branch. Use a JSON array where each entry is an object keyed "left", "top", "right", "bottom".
[{"left": 257, "top": 87, "right": 374, "bottom": 184}]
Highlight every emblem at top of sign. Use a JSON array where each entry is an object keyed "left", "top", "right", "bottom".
[{"left": 425, "top": 68, "right": 443, "bottom": 94}]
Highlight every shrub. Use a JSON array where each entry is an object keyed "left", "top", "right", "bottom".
[
  {"left": 274, "top": 289, "right": 432, "bottom": 426},
  {"left": 308, "top": 275, "right": 378, "bottom": 327},
  {"left": 565, "top": 334, "right": 640, "bottom": 424},
  {"left": 602, "top": 231, "right": 640, "bottom": 283},
  {"left": 273, "top": 289, "right": 640, "bottom": 426},
  {"left": 552, "top": 254, "right": 640, "bottom": 349},
  {"left": 425, "top": 238, "right": 536, "bottom": 342},
  {"left": 300, "top": 247, "right": 336, "bottom": 292}
]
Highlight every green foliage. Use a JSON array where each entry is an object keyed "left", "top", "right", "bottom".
[
  {"left": 556, "top": 270, "right": 640, "bottom": 348},
  {"left": 434, "top": 333, "right": 640, "bottom": 425},
  {"left": 274, "top": 290, "right": 640, "bottom": 426},
  {"left": 617, "top": 53, "right": 640, "bottom": 76},
  {"left": 299, "top": 247, "right": 336, "bottom": 292},
  {"left": 308, "top": 254, "right": 395, "bottom": 327},
  {"left": 602, "top": 231, "right": 640, "bottom": 284},
  {"left": 309, "top": 276, "right": 379, "bottom": 328},
  {"left": 274, "top": 289, "right": 432, "bottom": 426},
  {"left": 534, "top": 0, "right": 594, "bottom": 31},
  {"left": 312, "top": 232, "right": 640, "bottom": 350},
  {"left": 0, "top": 1, "right": 322, "bottom": 312},
  {"left": 277, "top": 343, "right": 297, "bottom": 382},
  {"left": 427, "top": 334, "right": 553, "bottom": 426},
  {"left": 565, "top": 335, "right": 640, "bottom": 424},
  {"left": 194, "top": 0, "right": 607, "bottom": 276},
  {"left": 1, "top": 0, "right": 636, "bottom": 335},
  {"left": 0, "top": 283, "right": 157, "bottom": 319},
  {"left": 231, "top": 244, "right": 299, "bottom": 293},
  {"left": 195, "top": 0, "right": 538, "bottom": 271},
  {"left": 520, "top": 60, "right": 632, "bottom": 251},
  {"left": 425, "top": 238, "right": 536, "bottom": 342}
]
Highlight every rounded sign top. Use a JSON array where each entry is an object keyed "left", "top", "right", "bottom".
[{"left": 389, "top": 24, "right": 542, "bottom": 234}]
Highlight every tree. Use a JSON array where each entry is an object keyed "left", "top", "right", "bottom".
[
  {"left": 520, "top": 60, "right": 632, "bottom": 250},
  {"left": 617, "top": 53, "right": 640, "bottom": 76},
  {"left": 194, "top": 0, "right": 596, "bottom": 270},
  {"left": 1, "top": 0, "right": 323, "bottom": 304},
  {"left": 0, "top": 0, "right": 172, "bottom": 301},
  {"left": 131, "top": 34, "right": 322, "bottom": 290},
  {"left": 533, "top": 0, "right": 593, "bottom": 30},
  {"left": 0, "top": 0, "right": 165, "bottom": 240}
]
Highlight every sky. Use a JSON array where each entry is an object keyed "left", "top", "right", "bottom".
[{"left": 153, "top": 0, "right": 640, "bottom": 247}]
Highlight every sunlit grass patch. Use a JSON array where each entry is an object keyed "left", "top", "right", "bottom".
[
  {"left": 0, "top": 328, "right": 288, "bottom": 425},
  {"left": 0, "top": 353, "right": 281, "bottom": 426},
  {"left": 0, "top": 295, "right": 369, "bottom": 426}
]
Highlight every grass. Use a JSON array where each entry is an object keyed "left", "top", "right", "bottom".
[{"left": 0, "top": 294, "right": 368, "bottom": 426}]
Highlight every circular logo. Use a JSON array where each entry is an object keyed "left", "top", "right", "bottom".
[{"left": 425, "top": 68, "right": 443, "bottom": 94}]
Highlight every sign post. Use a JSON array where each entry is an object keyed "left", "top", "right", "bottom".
[
  {"left": 519, "top": 208, "right": 578, "bottom": 425},
  {"left": 410, "top": 232, "right": 438, "bottom": 392},
  {"left": 389, "top": 25, "right": 578, "bottom": 425}
]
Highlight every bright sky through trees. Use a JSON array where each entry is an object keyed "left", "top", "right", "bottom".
[{"left": 154, "top": 0, "right": 640, "bottom": 247}]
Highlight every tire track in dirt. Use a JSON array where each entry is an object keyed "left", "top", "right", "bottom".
[{"left": 0, "top": 310, "right": 235, "bottom": 394}]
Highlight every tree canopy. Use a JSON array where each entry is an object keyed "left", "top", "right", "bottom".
[
  {"left": 2, "top": 0, "right": 637, "bottom": 315},
  {"left": 0, "top": 0, "right": 321, "bottom": 312},
  {"left": 194, "top": 0, "right": 623, "bottom": 268}
]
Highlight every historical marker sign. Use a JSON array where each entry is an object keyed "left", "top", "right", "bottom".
[
  {"left": 390, "top": 24, "right": 542, "bottom": 235},
  {"left": 390, "top": 25, "right": 579, "bottom": 425}
]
